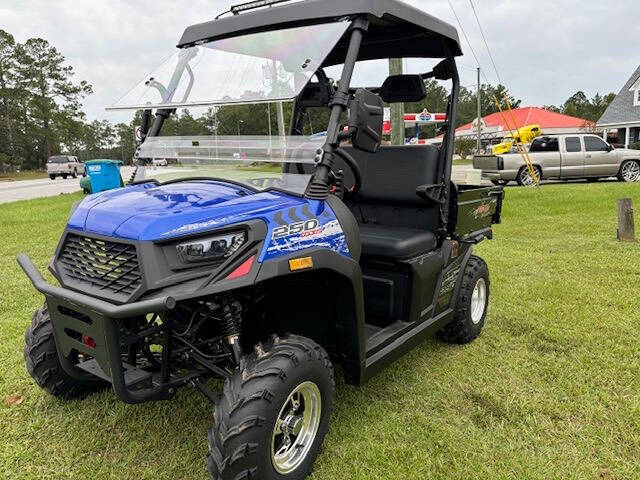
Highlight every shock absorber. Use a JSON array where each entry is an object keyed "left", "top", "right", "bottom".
[{"left": 220, "top": 298, "right": 243, "bottom": 364}]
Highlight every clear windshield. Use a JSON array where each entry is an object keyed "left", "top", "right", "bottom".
[
  {"left": 135, "top": 135, "right": 324, "bottom": 195},
  {"left": 109, "top": 21, "right": 349, "bottom": 111}
]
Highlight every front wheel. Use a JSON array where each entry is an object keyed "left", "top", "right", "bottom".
[
  {"left": 207, "top": 335, "right": 334, "bottom": 480},
  {"left": 516, "top": 165, "right": 541, "bottom": 186},
  {"left": 49, "top": 174, "right": 56, "bottom": 180},
  {"left": 618, "top": 160, "right": 640, "bottom": 182},
  {"left": 437, "top": 255, "right": 490, "bottom": 344},
  {"left": 24, "top": 304, "right": 108, "bottom": 399}
]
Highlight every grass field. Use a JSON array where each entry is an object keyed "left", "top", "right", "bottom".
[
  {"left": 0, "top": 170, "right": 48, "bottom": 182},
  {"left": 452, "top": 156, "right": 473, "bottom": 166},
  {"left": 1, "top": 183, "right": 639, "bottom": 479}
]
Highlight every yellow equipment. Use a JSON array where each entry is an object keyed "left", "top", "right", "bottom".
[{"left": 492, "top": 124, "right": 542, "bottom": 155}]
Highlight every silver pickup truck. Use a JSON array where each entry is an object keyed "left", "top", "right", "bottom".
[
  {"left": 46, "top": 155, "right": 85, "bottom": 180},
  {"left": 473, "top": 134, "right": 640, "bottom": 186}
]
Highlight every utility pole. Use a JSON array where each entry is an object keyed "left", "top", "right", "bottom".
[
  {"left": 267, "top": 103, "right": 272, "bottom": 137},
  {"left": 277, "top": 102, "right": 286, "bottom": 137},
  {"left": 389, "top": 58, "right": 405, "bottom": 145},
  {"left": 271, "top": 59, "right": 287, "bottom": 137},
  {"left": 476, "top": 67, "right": 482, "bottom": 154}
]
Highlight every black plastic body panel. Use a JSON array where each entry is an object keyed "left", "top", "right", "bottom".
[
  {"left": 449, "top": 184, "right": 504, "bottom": 240},
  {"left": 50, "top": 220, "right": 267, "bottom": 305}
]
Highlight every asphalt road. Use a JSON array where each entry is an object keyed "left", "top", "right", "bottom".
[
  {"left": 0, "top": 167, "right": 136, "bottom": 205},
  {"left": 0, "top": 176, "right": 83, "bottom": 205},
  {"left": 0, "top": 165, "right": 510, "bottom": 205}
]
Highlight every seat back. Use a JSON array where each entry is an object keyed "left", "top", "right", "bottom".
[{"left": 340, "top": 145, "right": 441, "bottom": 231}]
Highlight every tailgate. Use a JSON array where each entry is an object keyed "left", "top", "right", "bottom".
[
  {"left": 472, "top": 155, "right": 502, "bottom": 171},
  {"left": 450, "top": 185, "right": 504, "bottom": 241}
]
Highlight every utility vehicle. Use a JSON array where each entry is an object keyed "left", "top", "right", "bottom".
[{"left": 19, "top": 1, "right": 504, "bottom": 478}]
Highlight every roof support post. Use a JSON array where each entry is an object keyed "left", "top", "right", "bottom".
[
  {"left": 306, "top": 16, "right": 370, "bottom": 199},
  {"left": 439, "top": 49, "right": 460, "bottom": 237}
]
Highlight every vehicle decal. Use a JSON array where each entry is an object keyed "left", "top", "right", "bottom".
[
  {"left": 272, "top": 219, "right": 320, "bottom": 239},
  {"left": 261, "top": 203, "right": 350, "bottom": 261},
  {"left": 437, "top": 264, "right": 461, "bottom": 308},
  {"left": 470, "top": 200, "right": 495, "bottom": 219}
]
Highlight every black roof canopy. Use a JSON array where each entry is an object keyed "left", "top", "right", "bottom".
[{"left": 178, "top": 0, "right": 462, "bottom": 64}]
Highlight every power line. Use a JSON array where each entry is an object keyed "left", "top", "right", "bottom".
[
  {"left": 447, "top": 0, "right": 489, "bottom": 84},
  {"left": 468, "top": 0, "right": 503, "bottom": 85}
]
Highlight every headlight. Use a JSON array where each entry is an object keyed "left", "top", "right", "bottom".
[{"left": 176, "top": 231, "right": 246, "bottom": 264}]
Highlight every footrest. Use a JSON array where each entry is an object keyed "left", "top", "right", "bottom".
[{"left": 77, "top": 358, "right": 153, "bottom": 391}]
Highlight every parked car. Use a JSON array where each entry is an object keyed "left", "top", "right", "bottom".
[
  {"left": 152, "top": 158, "right": 168, "bottom": 167},
  {"left": 474, "top": 134, "right": 640, "bottom": 185},
  {"left": 46, "top": 155, "right": 85, "bottom": 180}
]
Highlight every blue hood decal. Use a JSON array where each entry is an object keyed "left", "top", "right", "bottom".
[{"left": 68, "top": 181, "right": 351, "bottom": 261}]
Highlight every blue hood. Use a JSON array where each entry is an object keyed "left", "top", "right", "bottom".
[{"left": 68, "top": 181, "right": 306, "bottom": 241}]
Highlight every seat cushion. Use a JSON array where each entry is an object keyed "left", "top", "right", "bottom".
[{"left": 359, "top": 224, "right": 437, "bottom": 259}]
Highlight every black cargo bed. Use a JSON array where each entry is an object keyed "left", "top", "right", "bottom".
[{"left": 449, "top": 184, "right": 504, "bottom": 241}]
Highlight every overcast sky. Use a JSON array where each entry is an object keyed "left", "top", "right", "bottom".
[{"left": 1, "top": 0, "right": 638, "bottom": 123}]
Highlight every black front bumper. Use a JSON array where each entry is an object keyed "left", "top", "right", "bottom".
[{"left": 18, "top": 254, "right": 193, "bottom": 404}]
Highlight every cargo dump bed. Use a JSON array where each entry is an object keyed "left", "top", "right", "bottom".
[{"left": 449, "top": 184, "right": 504, "bottom": 242}]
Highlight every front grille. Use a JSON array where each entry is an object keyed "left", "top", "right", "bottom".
[{"left": 58, "top": 234, "right": 142, "bottom": 297}]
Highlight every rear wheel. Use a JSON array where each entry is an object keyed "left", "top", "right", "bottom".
[
  {"left": 207, "top": 334, "right": 334, "bottom": 480},
  {"left": 516, "top": 165, "right": 541, "bottom": 186},
  {"left": 24, "top": 304, "right": 108, "bottom": 399},
  {"left": 61, "top": 173, "right": 68, "bottom": 179},
  {"left": 437, "top": 255, "right": 489, "bottom": 344},
  {"left": 49, "top": 174, "right": 56, "bottom": 180},
  {"left": 618, "top": 160, "right": 640, "bottom": 182}
]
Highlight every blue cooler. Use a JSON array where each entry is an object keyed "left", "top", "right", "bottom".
[{"left": 85, "top": 160, "right": 123, "bottom": 193}]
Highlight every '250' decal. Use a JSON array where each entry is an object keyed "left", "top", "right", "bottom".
[{"left": 272, "top": 219, "right": 321, "bottom": 239}]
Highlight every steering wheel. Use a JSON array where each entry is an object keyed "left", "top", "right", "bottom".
[{"left": 334, "top": 147, "right": 362, "bottom": 195}]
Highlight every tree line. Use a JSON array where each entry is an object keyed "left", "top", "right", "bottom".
[{"left": 0, "top": 28, "right": 617, "bottom": 172}]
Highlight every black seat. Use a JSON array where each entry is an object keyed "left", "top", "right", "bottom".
[
  {"left": 359, "top": 224, "right": 437, "bottom": 259},
  {"left": 338, "top": 145, "right": 441, "bottom": 260}
]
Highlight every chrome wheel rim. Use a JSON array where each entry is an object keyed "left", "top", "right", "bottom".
[
  {"left": 271, "top": 381, "right": 322, "bottom": 475},
  {"left": 470, "top": 278, "right": 487, "bottom": 324},
  {"left": 622, "top": 161, "right": 640, "bottom": 182},
  {"left": 520, "top": 168, "right": 537, "bottom": 186}
]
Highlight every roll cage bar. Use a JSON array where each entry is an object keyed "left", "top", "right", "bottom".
[{"left": 142, "top": 14, "right": 461, "bottom": 236}]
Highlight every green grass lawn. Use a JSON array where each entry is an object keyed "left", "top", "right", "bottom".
[
  {"left": 0, "top": 170, "right": 48, "bottom": 181},
  {"left": 1, "top": 183, "right": 639, "bottom": 479},
  {"left": 453, "top": 157, "right": 473, "bottom": 166}
]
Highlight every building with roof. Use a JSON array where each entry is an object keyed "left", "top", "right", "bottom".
[
  {"left": 597, "top": 65, "right": 640, "bottom": 147},
  {"left": 454, "top": 106, "right": 594, "bottom": 143}
]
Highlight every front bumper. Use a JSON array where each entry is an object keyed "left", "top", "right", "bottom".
[{"left": 18, "top": 254, "right": 188, "bottom": 404}]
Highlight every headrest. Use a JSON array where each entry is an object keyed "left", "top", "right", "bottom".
[{"left": 379, "top": 75, "right": 427, "bottom": 103}]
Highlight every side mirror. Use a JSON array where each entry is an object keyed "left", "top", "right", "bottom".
[
  {"left": 607, "top": 144, "right": 614, "bottom": 152},
  {"left": 348, "top": 88, "right": 384, "bottom": 153},
  {"left": 431, "top": 59, "right": 454, "bottom": 81}
]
